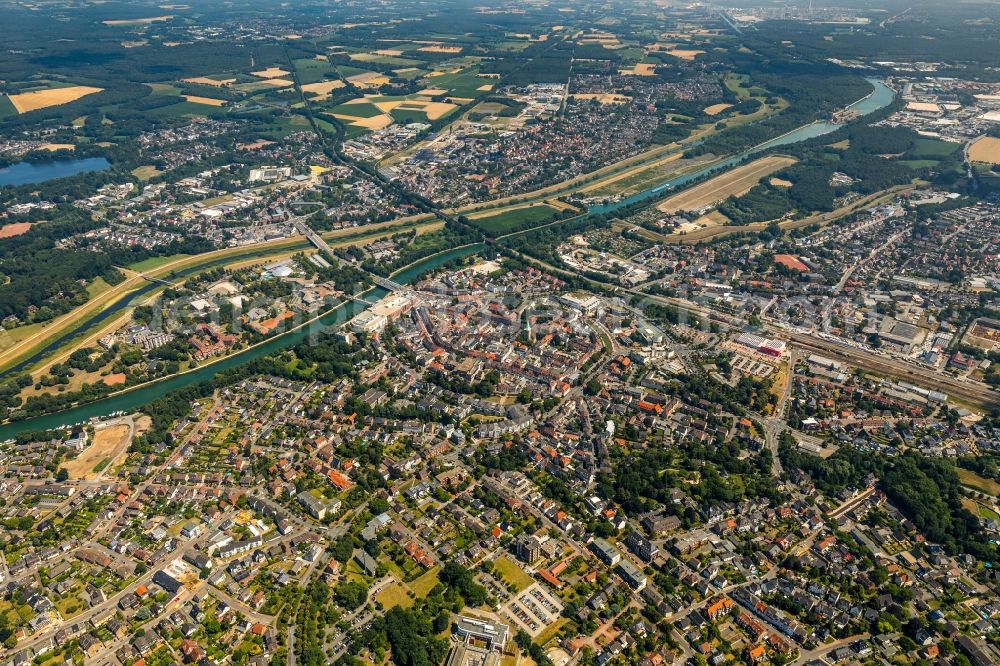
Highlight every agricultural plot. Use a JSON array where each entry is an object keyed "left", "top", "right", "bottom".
[
  {"left": 350, "top": 52, "right": 423, "bottom": 67},
  {"left": 0, "top": 96, "right": 17, "bottom": 118},
  {"left": 292, "top": 57, "right": 334, "bottom": 84},
  {"left": 393, "top": 67, "right": 427, "bottom": 80},
  {"left": 344, "top": 71, "right": 391, "bottom": 89},
  {"left": 7, "top": 85, "right": 103, "bottom": 114},
  {"left": 181, "top": 75, "right": 236, "bottom": 87},
  {"left": 420, "top": 67, "right": 494, "bottom": 98},
  {"left": 657, "top": 156, "right": 797, "bottom": 214},
  {"left": 183, "top": 95, "right": 227, "bottom": 107},
  {"left": 329, "top": 101, "right": 385, "bottom": 118},
  {"left": 251, "top": 67, "right": 291, "bottom": 79},
  {"left": 149, "top": 100, "right": 229, "bottom": 118},
  {"left": 300, "top": 80, "right": 346, "bottom": 99},
  {"left": 327, "top": 95, "right": 459, "bottom": 131},
  {"left": 968, "top": 136, "right": 1000, "bottom": 164},
  {"left": 468, "top": 203, "right": 560, "bottom": 235},
  {"left": 234, "top": 79, "right": 292, "bottom": 93}
]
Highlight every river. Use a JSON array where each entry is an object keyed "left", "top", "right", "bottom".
[
  {"left": 589, "top": 78, "right": 895, "bottom": 215},
  {"left": 0, "top": 157, "right": 111, "bottom": 187},
  {"left": 0, "top": 244, "right": 484, "bottom": 439},
  {"left": 0, "top": 79, "right": 896, "bottom": 438}
]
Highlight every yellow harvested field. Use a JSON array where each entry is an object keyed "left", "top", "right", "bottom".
[
  {"left": 8, "top": 86, "right": 103, "bottom": 114},
  {"left": 103, "top": 15, "right": 173, "bottom": 25},
  {"left": 692, "top": 210, "right": 730, "bottom": 228},
  {"left": 182, "top": 76, "right": 235, "bottom": 87},
  {"left": 373, "top": 49, "right": 404, "bottom": 56},
  {"left": 342, "top": 97, "right": 457, "bottom": 121},
  {"left": 770, "top": 177, "right": 793, "bottom": 188},
  {"left": 347, "top": 72, "right": 391, "bottom": 88},
  {"left": 252, "top": 67, "right": 291, "bottom": 79},
  {"left": 183, "top": 95, "right": 227, "bottom": 107},
  {"left": 572, "top": 93, "right": 631, "bottom": 105},
  {"left": 703, "top": 103, "right": 732, "bottom": 116},
  {"left": 63, "top": 423, "right": 133, "bottom": 480},
  {"left": 40, "top": 143, "right": 75, "bottom": 151},
  {"left": 666, "top": 49, "right": 705, "bottom": 60},
  {"left": 969, "top": 136, "right": 1000, "bottom": 165},
  {"left": 477, "top": 84, "right": 494, "bottom": 92},
  {"left": 418, "top": 88, "right": 449, "bottom": 96},
  {"left": 301, "top": 80, "right": 346, "bottom": 99},
  {"left": 332, "top": 113, "right": 394, "bottom": 130},
  {"left": 419, "top": 45, "right": 463, "bottom": 53},
  {"left": 657, "top": 156, "right": 797, "bottom": 213},
  {"left": 619, "top": 63, "right": 657, "bottom": 76}
]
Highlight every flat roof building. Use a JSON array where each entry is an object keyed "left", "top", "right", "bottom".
[{"left": 453, "top": 615, "right": 509, "bottom": 652}]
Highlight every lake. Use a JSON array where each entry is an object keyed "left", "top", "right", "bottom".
[{"left": 0, "top": 157, "right": 111, "bottom": 187}]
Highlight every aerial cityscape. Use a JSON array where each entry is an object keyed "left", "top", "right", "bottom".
[{"left": 0, "top": 0, "right": 998, "bottom": 665}]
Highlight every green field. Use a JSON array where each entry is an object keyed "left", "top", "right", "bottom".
[
  {"left": 423, "top": 68, "right": 492, "bottom": 98},
  {"left": 469, "top": 204, "right": 560, "bottom": 235},
  {"left": 408, "top": 567, "right": 441, "bottom": 597},
  {"left": 899, "top": 159, "right": 940, "bottom": 170},
  {"left": 390, "top": 67, "right": 425, "bottom": 80},
  {"left": 293, "top": 58, "right": 334, "bottom": 84},
  {"left": 147, "top": 82, "right": 181, "bottom": 97},
  {"left": 724, "top": 72, "right": 751, "bottom": 99},
  {"left": 149, "top": 101, "right": 229, "bottom": 118},
  {"left": 342, "top": 124, "right": 368, "bottom": 138},
  {"left": 351, "top": 53, "right": 423, "bottom": 67},
  {"left": 0, "top": 95, "right": 17, "bottom": 118},
  {"left": 391, "top": 108, "right": 430, "bottom": 124},
  {"left": 328, "top": 101, "right": 384, "bottom": 118},
  {"left": 128, "top": 253, "right": 193, "bottom": 272},
  {"left": 958, "top": 468, "right": 1000, "bottom": 496},
  {"left": 335, "top": 65, "right": 373, "bottom": 78},
  {"left": 376, "top": 582, "right": 415, "bottom": 609},
  {"left": 907, "top": 137, "right": 961, "bottom": 159},
  {"left": 234, "top": 80, "right": 290, "bottom": 94},
  {"left": 492, "top": 556, "right": 534, "bottom": 592}
]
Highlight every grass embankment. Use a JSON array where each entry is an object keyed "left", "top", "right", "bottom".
[{"left": 0, "top": 217, "right": 438, "bottom": 376}]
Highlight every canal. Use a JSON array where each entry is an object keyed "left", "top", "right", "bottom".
[
  {"left": 0, "top": 80, "right": 897, "bottom": 437},
  {"left": 0, "top": 244, "right": 484, "bottom": 439}
]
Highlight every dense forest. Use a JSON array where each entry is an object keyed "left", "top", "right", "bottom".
[
  {"left": 718, "top": 124, "right": 937, "bottom": 225},
  {"left": 0, "top": 209, "right": 213, "bottom": 325}
]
